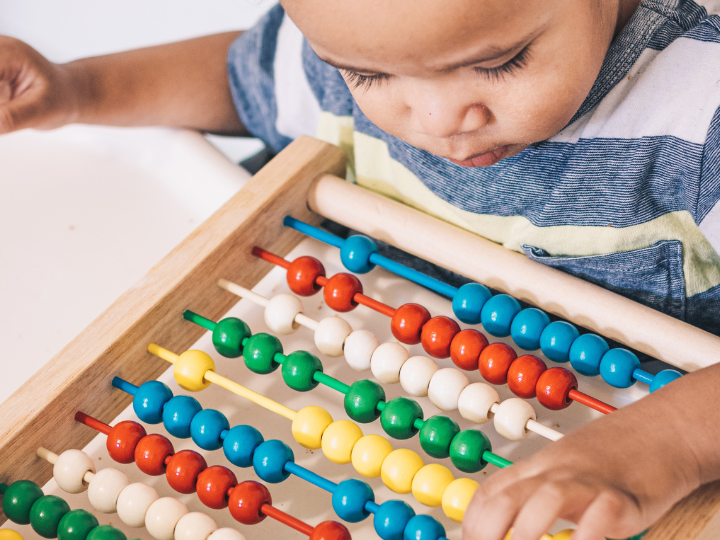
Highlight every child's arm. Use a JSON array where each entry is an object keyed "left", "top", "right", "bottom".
[
  {"left": 0, "top": 32, "right": 246, "bottom": 135},
  {"left": 463, "top": 362, "right": 720, "bottom": 540}
]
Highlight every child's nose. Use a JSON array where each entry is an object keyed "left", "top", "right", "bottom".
[{"left": 414, "top": 99, "right": 490, "bottom": 138}]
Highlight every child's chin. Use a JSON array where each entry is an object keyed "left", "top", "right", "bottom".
[{"left": 447, "top": 144, "right": 512, "bottom": 168}]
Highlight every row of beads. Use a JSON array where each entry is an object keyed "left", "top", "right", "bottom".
[
  {"left": 216, "top": 281, "right": 562, "bottom": 442},
  {"left": 251, "top": 248, "right": 615, "bottom": 415},
  {"left": 117, "top": 377, "right": 451, "bottom": 540},
  {"left": 147, "top": 344, "right": 478, "bottom": 522},
  {"left": 283, "top": 217, "right": 682, "bottom": 392},
  {"left": 183, "top": 309, "right": 510, "bottom": 471},
  {"left": 1, "top": 480, "right": 133, "bottom": 540},
  {"left": 73, "top": 412, "right": 348, "bottom": 540},
  {"left": 36, "top": 447, "right": 243, "bottom": 540}
]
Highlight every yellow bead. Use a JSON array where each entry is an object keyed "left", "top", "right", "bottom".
[
  {"left": 552, "top": 530, "right": 574, "bottom": 540},
  {"left": 411, "top": 464, "right": 454, "bottom": 507},
  {"left": 173, "top": 350, "right": 215, "bottom": 392},
  {"left": 292, "top": 406, "right": 333, "bottom": 449},
  {"left": 351, "top": 435, "right": 393, "bottom": 478},
  {"left": 0, "top": 530, "right": 24, "bottom": 540},
  {"left": 504, "top": 532, "right": 513, "bottom": 540},
  {"left": 321, "top": 420, "right": 363, "bottom": 464},
  {"left": 441, "top": 477, "right": 479, "bottom": 522},
  {"left": 381, "top": 448, "right": 424, "bottom": 494}
]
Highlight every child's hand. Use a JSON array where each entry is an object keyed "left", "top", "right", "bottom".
[
  {"left": 0, "top": 36, "right": 80, "bottom": 134},
  {"left": 461, "top": 370, "right": 717, "bottom": 540}
]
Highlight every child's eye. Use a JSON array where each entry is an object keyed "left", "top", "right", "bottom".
[
  {"left": 474, "top": 45, "right": 531, "bottom": 82},
  {"left": 342, "top": 70, "right": 391, "bottom": 91}
]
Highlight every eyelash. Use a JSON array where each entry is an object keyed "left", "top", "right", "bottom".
[{"left": 341, "top": 45, "right": 532, "bottom": 91}]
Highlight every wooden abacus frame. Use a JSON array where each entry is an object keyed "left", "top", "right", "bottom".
[{"left": 2, "top": 136, "right": 719, "bottom": 539}]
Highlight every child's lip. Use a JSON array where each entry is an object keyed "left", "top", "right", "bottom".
[{"left": 447, "top": 145, "right": 511, "bottom": 167}]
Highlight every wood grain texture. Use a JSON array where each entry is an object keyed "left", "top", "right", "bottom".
[
  {"left": 644, "top": 481, "right": 720, "bottom": 540},
  {"left": 0, "top": 136, "right": 345, "bottom": 521}
]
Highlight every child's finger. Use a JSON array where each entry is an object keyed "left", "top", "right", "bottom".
[
  {"left": 572, "top": 490, "right": 641, "bottom": 540},
  {"left": 0, "top": 88, "right": 44, "bottom": 134},
  {"left": 510, "top": 481, "right": 584, "bottom": 540}
]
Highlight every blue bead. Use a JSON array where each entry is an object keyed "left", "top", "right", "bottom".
[
  {"left": 190, "top": 409, "right": 229, "bottom": 450},
  {"left": 599, "top": 349, "right": 641, "bottom": 388},
  {"left": 162, "top": 395, "right": 202, "bottom": 438},
  {"left": 373, "top": 500, "right": 415, "bottom": 540},
  {"left": 223, "top": 425, "right": 264, "bottom": 468},
  {"left": 452, "top": 283, "right": 492, "bottom": 325},
  {"left": 331, "top": 479, "right": 374, "bottom": 523},
  {"left": 539, "top": 321, "right": 580, "bottom": 363},
  {"left": 133, "top": 381, "right": 173, "bottom": 424},
  {"left": 569, "top": 334, "right": 609, "bottom": 376},
  {"left": 253, "top": 439, "right": 294, "bottom": 483},
  {"left": 510, "top": 308, "right": 550, "bottom": 350},
  {"left": 649, "top": 369, "right": 682, "bottom": 393},
  {"left": 340, "top": 236, "right": 378, "bottom": 274},
  {"left": 402, "top": 515, "right": 446, "bottom": 540},
  {"left": 480, "top": 294, "right": 521, "bottom": 337}
]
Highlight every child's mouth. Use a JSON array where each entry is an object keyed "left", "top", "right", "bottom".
[{"left": 448, "top": 145, "right": 510, "bottom": 167}]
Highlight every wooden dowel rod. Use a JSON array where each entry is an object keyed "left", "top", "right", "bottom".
[{"left": 307, "top": 174, "right": 720, "bottom": 373}]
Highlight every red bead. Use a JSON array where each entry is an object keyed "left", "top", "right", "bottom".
[
  {"left": 478, "top": 343, "right": 517, "bottom": 385},
  {"left": 106, "top": 421, "right": 147, "bottom": 464},
  {"left": 450, "top": 329, "right": 489, "bottom": 370},
  {"left": 165, "top": 450, "right": 207, "bottom": 494},
  {"left": 287, "top": 256, "right": 326, "bottom": 297},
  {"left": 134, "top": 434, "right": 174, "bottom": 476},
  {"left": 309, "top": 521, "right": 352, "bottom": 540},
  {"left": 507, "top": 355, "right": 547, "bottom": 399},
  {"left": 536, "top": 367, "right": 578, "bottom": 410},
  {"left": 420, "top": 316, "right": 460, "bottom": 358},
  {"left": 228, "top": 481, "right": 271, "bottom": 525},
  {"left": 323, "top": 273, "right": 363, "bottom": 312},
  {"left": 196, "top": 465, "right": 238, "bottom": 509},
  {"left": 390, "top": 303, "right": 431, "bottom": 344}
]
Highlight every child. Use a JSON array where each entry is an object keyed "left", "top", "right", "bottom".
[{"left": 2, "top": 0, "right": 720, "bottom": 538}]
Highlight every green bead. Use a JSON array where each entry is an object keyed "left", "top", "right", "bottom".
[
  {"left": 212, "top": 317, "right": 252, "bottom": 358},
  {"left": 419, "top": 415, "right": 460, "bottom": 458},
  {"left": 344, "top": 380, "right": 385, "bottom": 423},
  {"left": 2, "top": 480, "right": 43, "bottom": 525},
  {"left": 57, "top": 509, "right": 99, "bottom": 540},
  {"left": 449, "top": 430, "right": 492, "bottom": 473},
  {"left": 380, "top": 397, "right": 423, "bottom": 440},
  {"left": 243, "top": 333, "right": 282, "bottom": 374},
  {"left": 86, "top": 525, "right": 127, "bottom": 540},
  {"left": 29, "top": 495, "right": 71, "bottom": 538},
  {"left": 282, "top": 351, "right": 323, "bottom": 391}
]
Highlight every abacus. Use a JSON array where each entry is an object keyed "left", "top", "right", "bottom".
[{"left": 2, "top": 136, "right": 720, "bottom": 539}]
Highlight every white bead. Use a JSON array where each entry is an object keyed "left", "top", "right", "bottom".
[
  {"left": 117, "top": 482, "right": 159, "bottom": 527},
  {"left": 458, "top": 383, "right": 500, "bottom": 424},
  {"left": 399, "top": 356, "right": 438, "bottom": 397},
  {"left": 343, "top": 329, "right": 379, "bottom": 371},
  {"left": 427, "top": 368, "right": 469, "bottom": 411},
  {"left": 145, "top": 497, "right": 188, "bottom": 540},
  {"left": 493, "top": 398, "right": 536, "bottom": 441},
  {"left": 53, "top": 449, "right": 95, "bottom": 494},
  {"left": 314, "top": 316, "right": 352, "bottom": 357},
  {"left": 264, "top": 294, "right": 303, "bottom": 334},
  {"left": 174, "top": 512, "right": 218, "bottom": 540},
  {"left": 208, "top": 529, "right": 247, "bottom": 540},
  {"left": 370, "top": 342, "right": 410, "bottom": 384},
  {"left": 88, "top": 467, "right": 129, "bottom": 513}
]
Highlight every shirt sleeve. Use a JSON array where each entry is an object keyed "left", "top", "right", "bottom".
[
  {"left": 227, "top": 4, "right": 322, "bottom": 153},
  {"left": 698, "top": 105, "right": 720, "bottom": 256}
]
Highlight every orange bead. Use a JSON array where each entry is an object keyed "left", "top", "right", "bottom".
[
  {"left": 323, "top": 273, "right": 363, "bottom": 312},
  {"left": 106, "top": 421, "right": 147, "bottom": 464},
  {"left": 420, "top": 316, "right": 460, "bottom": 358},
  {"left": 507, "top": 355, "right": 547, "bottom": 399},
  {"left": 536, "top": 367, "right": 577, "bottom": 410},
  {"left": 478, "top": 343, "right": 517, "bottom": 384},
  {"left": 391, "top": 303, "right": 431, "bottom": 345},
  {"left": 165, "top": 449, "right": 207, "bottom": 494},
  {"left": 228, "top": 481, "right": 271, "bottom": 525},
  {"left": 134, "top": 434, "right": 174, "bottom": 476},
  {"left": 287, "top": 256, "right": 326, "bottom": 297},
  {"left": 197, "top": 465, "right": 238, "bottom": 509},
  {"left": 309, "top": 521, "right": 352, "bottom": 540},
  {"left": 450, "top": 329, "right": 488, "bottom": 371}
]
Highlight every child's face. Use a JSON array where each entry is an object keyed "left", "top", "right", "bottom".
[{"left": 284, "top": 0, "right": 622, "bottom": 167}]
